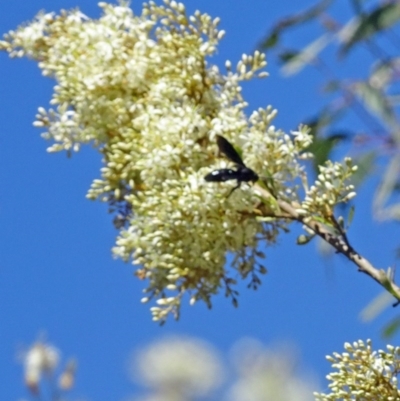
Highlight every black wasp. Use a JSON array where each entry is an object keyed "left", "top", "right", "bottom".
[{"left": 204, "top": 135, "right": 258, "bottom": 196}]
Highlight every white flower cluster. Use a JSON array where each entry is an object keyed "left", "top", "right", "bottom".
[
  {"left": 314, "top": 340, "right": 400, "bottom": 400},
  {"left": 229, "top": 338, "right": 318, "bottom": 401},
  {"left": 301, "top": 158, "right": 357, "bottom": 217},
  {"left": 134, "top": 336, "right": 223, "bottom": 398},
  {"left": 1, "top": 1, "right": 357, "bottom": 321},
  {"left": 129, "top": 336, "right": 317, "bottom": 401},
  {"left": 24, "top": 342, "right": 60, "bottom": 391},
  {"left": 20, "top": 340, "right": 76, "bottom": 395}
]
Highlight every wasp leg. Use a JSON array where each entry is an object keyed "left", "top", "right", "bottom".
[{"left": 227, "top": 181, "right": 241, "bottom": 197}]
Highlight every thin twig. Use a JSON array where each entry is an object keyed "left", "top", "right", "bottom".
[{"left": 254, "top": 184, "right": 400, "bottom": 302}]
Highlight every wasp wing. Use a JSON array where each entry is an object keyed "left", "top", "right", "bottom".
[{"left": 216, "top": 135, "right": 245, "bottom": 166}]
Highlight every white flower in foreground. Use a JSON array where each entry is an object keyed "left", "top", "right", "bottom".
[
  {"left": 315, "top": 340, "right": 400, "bottom": 400},
  {"left": 1, "top": 0, "right": 357, "bottom": 322}
]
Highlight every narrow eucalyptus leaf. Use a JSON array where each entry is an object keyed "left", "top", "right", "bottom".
[{"left": 339, "top": 3, "right": 400, "bottom": 55}]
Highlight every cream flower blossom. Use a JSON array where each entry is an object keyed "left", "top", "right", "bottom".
[
  {"left": 1, "top": 0, "right": 357, "bottom": 322},
  {"left": 19, "top": 339, "right": 77, "bottom": 396},
  {"left": 22, "top": 341, "right": 60, "bottom": 393},
  {"left": 134, "top": 336, "right": 223, "bottom": 397},
  {"left": 314, "top": 340, "right": 400, "bottom": 401}
]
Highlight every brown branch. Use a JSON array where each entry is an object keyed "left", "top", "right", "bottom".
[{"left": 254, "top": 184, "right": 400, "bottom": 303}]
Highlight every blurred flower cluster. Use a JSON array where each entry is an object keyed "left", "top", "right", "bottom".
[
  {"left": 228, "top": 338, "right": 318, "bottom": 401},
  {"left": 20, "top": 339, "right": 76, "bottom": 398},
  {"left": 130, "top": 336, "right": 317, "bottom": 401},
  {"left": 133, "top": 336, "right": 223, "bottom": 401},
  {"left": 18, "top": 336, "right": 400, "bottom": 401},
  {"left": 0, "top": 0, "right": 357, "bottom": 321}
]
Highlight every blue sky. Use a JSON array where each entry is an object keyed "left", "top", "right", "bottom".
[{"left": 1, "top": 1, "right": 399, "bottom": 400}]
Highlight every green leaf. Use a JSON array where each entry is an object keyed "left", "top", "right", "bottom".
[
  {"left": 350, "top": 151, "right": 376, "bottom": 188},
  {"left": 322, "top": 79, "right": 342, "bottom": 93},
  {"left": 347, "top": 205, "right": 355, "bottom": 226},
  {"left": 281, "top": 33, "right": 332, "bottom": 75},
  {"left": 280, "top": 0, "right": 332, "bottom": 27},
  {"left": 306, "top": 108, "right": 341, "bottom": 131},
  {"left": 381, "top": 204, "right": 400, "bottom": 221},
  {"left": 278, "top": 50, "right": 299, "bottom": 64},
  {"left": 308, "top": 133, "right": 350, "bottom": 173},
  {"left": 260, "top": 30, "right": 279, "bottom": 50},
  {"left": 370, "top": 58, "right": 400, "bottom": 90},
  {"left": 353, "top": 82, "right": 397, "bottom": 129},
  {"left": 360, "top": 291, "right": 393, "bottom": 322},
  {"left": 373, "top": 154, "right": 400, "bottom": 214},
  {"left": 382, "top": 315, "right": 400, "bottom": 339},
  {"left": 339, "top": 3, "right": 400, "bottom": 56},
  {"left": 257, "top": 0, "right": 333, "bottom": 51},
  {"left": 302, "top": 106, "right": 351, "bottom": 173}
]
